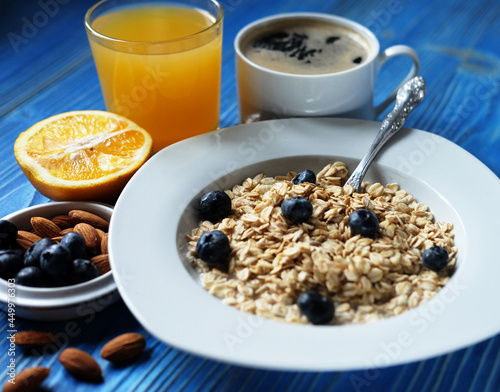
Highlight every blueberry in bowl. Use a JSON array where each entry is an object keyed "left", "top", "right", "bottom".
[
  {"left": 348, "top": 208, "right": 379, "bottom": 238},
  {"left": 281, "top": 197, "right": 313, "bottom": 223},
  {"left": 292, "top": 169, "right": 316, "bottom": 185},
  {"left": 198, "top": 190, "right": 232, "bottom": 223}
]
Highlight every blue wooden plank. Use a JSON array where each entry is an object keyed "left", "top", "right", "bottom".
[
  {"left": 310, "top": 371, "right": 342, "bottom": 391},
  {"left": 466, "top": 337, "right": 500, "bottom": 392},
  {"left": 170, "top": 356, "right": 209, "bottom": 391},
  {"left": 1, "top": 0, "right": 97, "bottom": 113},
  {"left": 211, "top": 365, "right": 249, "bottom": 392},
  {"left": 483, "top": 337, "right": 500, "bottom": 392},
  {"left": 437, "top": 341, "right": 490, "bottom": 392},
  {"left": 176, "top": 358, "right": 222, "bottom": 390},
  {"left": 284, "top": 372, "right": 323, "bottom": 392}
]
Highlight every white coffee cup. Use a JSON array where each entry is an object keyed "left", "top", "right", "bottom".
[{"left": 234, "top": 13, "right": 420, "bottom": 123}]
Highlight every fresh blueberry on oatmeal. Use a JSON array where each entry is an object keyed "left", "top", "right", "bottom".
[
  {"left": 199, "top": 190, "right": 232, "bottom": 222},
  {"left": 297, "top": 290, "right": 335, "bottom": 325},
  {"left": 292, "top": 169, "right": 316, "bottom": 185},
  {"left": 348, "top": 208, "right": 379, "bottom": 238},
  {"left": 196, "top": 230, "right": 231, "bottom": 265},
  {"left": 422, "top": 245, "right": 449, "bottom": 271},
  {"left": 281, "top": 197, "right": 313, "bottom": 223}
]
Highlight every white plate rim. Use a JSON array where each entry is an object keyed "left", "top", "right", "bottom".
[{"left": 109, "top": 117, "right": 500, "bottom": 371}]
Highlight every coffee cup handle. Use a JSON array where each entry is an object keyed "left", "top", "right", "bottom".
[{"left": 374, "top": 45, "right": 420, "bottom": 117}]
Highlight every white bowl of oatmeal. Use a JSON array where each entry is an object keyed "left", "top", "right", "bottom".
[{"left": 109, "top": 117, "right": 500, "bottom": 370}]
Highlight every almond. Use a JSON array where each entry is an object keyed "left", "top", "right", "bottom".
[
  {"left": 100, "top": 232, "right": 108, "bottom": 254},
  {"left": 16, "top": 238, "right": 35, "bottom": 251},
  {"left": 3, "top": 366, "right": 50, "bottom": 392},
  {"left": 14, "top": 331, "right": 56, "bottom": 347},
  {"left": 60, "top": 228, "right": 74, "bottom": 236},
  {"left": 69, "top": 210, "right": 109, "bottom": 232},
  {"left": 17, "top": 231, "right": 42, "bottom": 243},
  {"left": 51, "top": 214, "right": 75, "bottom": 230},
  {"left": 101, "top": 333, "right": 146, "bottom": 362},
  {"left": 59, "top": 348, "right": 102, "bottom": 380},
  {"left": 30, "top": 217, "right": 61, "bottom": 238},
  {"left": 16, "top": 231, "right": 42, "bottom": 250},
  {"left": 91, "top": 254, "right": 110, "bottom": 275},
  {"left": 51, "top": 236, "right": 63, "bottom": 244},
  {"left": 74, "top": 223, "right": 101, "bottom": 256},
  {"left": 96, "top": 228, "right": 106, "bottom": 245}
]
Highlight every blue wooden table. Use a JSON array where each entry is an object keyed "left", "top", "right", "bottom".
[{"left": 1, "top": 0, "right": 499, "bottom": 391}]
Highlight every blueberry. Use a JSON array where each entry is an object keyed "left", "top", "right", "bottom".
[
  {"left": 348, "top": 209, "right": 379, "bottom": 238},
  {"left": 71, "top": 259, "right": 100, "bottom": 284},
  {"left": 297, "top": 290, "right": 335, "bottom": 325},
  {"left": 198, "top": 190, "right": 232, "bottom": 222},
  {"left": 422, "top": 246, "right": 449, "bottom": 271},
  {"left": 292, "top": 170, "right": 316, "bottom": 185},
  {"left": 196, "top": 230, "right": 231, "bottom": 265},
  {"left": 24, "top": 238, "right": 57, "bottom": 268},
  {"left": 14, "top": 267, "right": 50, "bottom": 287},
  {"left": 281, "top": 197, "right": 313, "bottom": 223},
  {"left": 0, "top": 249, "right": 24, "bottom": 280},
  {"left": 0, "top": 220, "right": 18, "bottom": 250},
  {"left": 60, "top": 232, "right": 87, "bottom": 260},
  {"left": 40, "top": 244, "right": 72, "bottom": 285}
]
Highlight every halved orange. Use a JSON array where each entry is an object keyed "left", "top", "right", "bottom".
[{"left": 14, "top": 110, "right": 153, "bottom": 202}]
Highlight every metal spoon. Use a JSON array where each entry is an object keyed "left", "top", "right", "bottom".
[{"left": 345, "top": 76, "right": 426, "bottom": 192}]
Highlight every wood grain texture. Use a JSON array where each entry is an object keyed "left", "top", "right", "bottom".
[{"left": 1, "top": 0, "right": 499, "bottom": 391}]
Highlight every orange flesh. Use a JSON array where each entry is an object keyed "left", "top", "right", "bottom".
[{"left": 24, "top": 114, "right": 147, "bottom": 181}]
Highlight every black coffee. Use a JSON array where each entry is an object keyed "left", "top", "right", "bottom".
[{"left": 243, "top": 19, "right": 372, "bottom": 75}]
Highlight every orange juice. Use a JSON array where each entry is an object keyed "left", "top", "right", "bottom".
[{"left": 86, "top": 3, "right": 223, "bottom": 151}]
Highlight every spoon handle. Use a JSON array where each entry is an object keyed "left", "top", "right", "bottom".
[{"left": 345, "top": 76, "right": 426, "bottom": 192}]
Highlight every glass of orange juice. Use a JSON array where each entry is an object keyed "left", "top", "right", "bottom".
[{"left": 85, "top": 0, "right": 223, "bottom": 152}]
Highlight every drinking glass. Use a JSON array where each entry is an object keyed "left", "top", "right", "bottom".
[{"left": 85, "top": 0, "right": 223, "bottom": 152}]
